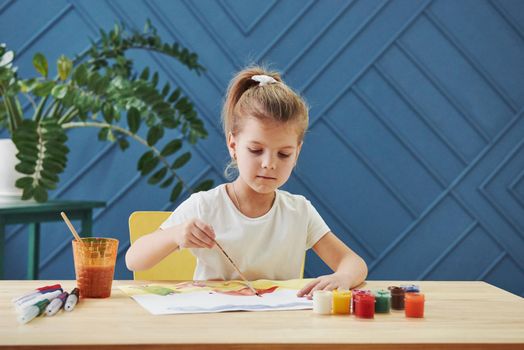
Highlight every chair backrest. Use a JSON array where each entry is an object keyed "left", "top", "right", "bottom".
[{"left": 128, "top": 211, "right": 196, "bottom": 280}]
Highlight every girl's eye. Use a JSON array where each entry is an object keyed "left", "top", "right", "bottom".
[
  {"left": 278, "top": 153, "right": 291, "bottom": 158},
  {"left": 248, "top": 148, "right": 262, "bottom": 154}
]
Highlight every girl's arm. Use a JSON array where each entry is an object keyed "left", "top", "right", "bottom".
[
  {"left": 297, "top": 232, "right": 368, "bottom": 297},
  {"left": 125, "top": 218, "right": 215, "bottom": 271}
]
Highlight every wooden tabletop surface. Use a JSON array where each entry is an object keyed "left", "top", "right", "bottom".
[{"left": 1, "top": 280, "right": 523, "bottom": 350}]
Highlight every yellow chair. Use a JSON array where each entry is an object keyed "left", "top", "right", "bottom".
[
  {"left": 128, "top": 211, "right": 196, "bottom": 280},
  {"left": 128, "top": 211, "right": 306, "bottom": 280}
]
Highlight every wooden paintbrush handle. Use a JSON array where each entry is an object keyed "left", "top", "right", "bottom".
[{"left": 213, "top": 240, "right": 259, "bottom": 296}]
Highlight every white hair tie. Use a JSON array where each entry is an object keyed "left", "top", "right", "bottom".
[{"left": 251, "top": 74, "right": 277, "bottom": 86}]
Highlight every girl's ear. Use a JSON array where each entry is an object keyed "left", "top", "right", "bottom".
[{"left": 227, "top": 132, "right": 237, "bottom": 159}]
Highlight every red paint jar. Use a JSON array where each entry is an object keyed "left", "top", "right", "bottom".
[
  {"left": 351, "top": 289, "right": 362, "bottom": 313},
  {"left": 351, "top": 289, "right": 371, "bottom": 313},
  {"left": 354, "top": 292, "right": 375, "bottom": 319},
  {"left": 405, "top": 292, "right": 425, "bottom": 318}
]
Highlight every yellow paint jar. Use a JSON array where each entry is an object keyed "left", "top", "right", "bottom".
[{"left": 332, "top": 289, "right": 351, "bottom": 314}]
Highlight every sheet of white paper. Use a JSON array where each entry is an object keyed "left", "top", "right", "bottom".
[{"left": 131, "top": 289, "right": 313, "bottom": 315}]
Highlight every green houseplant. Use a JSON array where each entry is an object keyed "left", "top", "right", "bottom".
[{"left": 0, "top": 21, "right": 213, "bottom": 202}]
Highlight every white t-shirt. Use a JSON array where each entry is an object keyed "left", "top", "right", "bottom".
[{"left": 160, "top": 184, "right": 330, "bottom": 280}]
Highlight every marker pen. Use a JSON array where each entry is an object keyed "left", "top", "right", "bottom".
[
  {"left": 14, "top": 286, "right": 63, "bottom": 306},
  {"left": 11, "top": 284, "right": 62, "bottom": 304},
  {"left": 16, "top": 289, "right": 62, "bottom": 313},
  {"left": 64, "top": 288, "right": 79, "bottom": 312},
  {"left": 45, "top": 292, "right": 69, "bottom": 317},
  {"left": 17, "top": 299, "right": 50, "bottom": 324},
  {"left": 13, "top": 286, "right": 62, "bottom": 307}
]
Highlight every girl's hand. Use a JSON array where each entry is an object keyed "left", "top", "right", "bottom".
[
  {"left": 297, "top": 273, "right": 351, "bottom": 299},
  {"left": 174, "top": 218, "right": 216, "bottom": 249}
]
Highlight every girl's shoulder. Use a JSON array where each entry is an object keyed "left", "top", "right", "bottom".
[
  {"left": 166, "top": 184, "right": 225, "bottom": 224},
  {"left": 276, "top": 189, "right": 311, "bottom": 211},
  {"left": 187, "top": 183, "right": 225, "bottom": 201},
  {"left": 184, "top": 183, "right": 227, "bottom": 209}
]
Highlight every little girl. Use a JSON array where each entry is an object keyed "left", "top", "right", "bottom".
[{"left": 125, "top": 66, "right": 368, "bottom": 297}]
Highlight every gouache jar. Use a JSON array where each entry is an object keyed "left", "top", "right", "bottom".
[
  {"left": 374, "top": 289, "right": 391, "bottom": 313},
  {"left": 401, "top": 284, "right": 420, "bottom": 293},
  {"left": 405, "top": 292, "right": 425, "bottom": 318},
  {"left": 313, "top": 290, "right": 332, "bottom": 315},
  {"left": 332, "top": 289, "right": 351, "bottom": 314},
  {"left": 388, "top": 286, "right": 405, "bottom": 310},
  {"left": 351, "top": 289, "right": 368, "bottom": 313},
  {"left": 354, "top": 292, "right": 375, "bottom": 319}
]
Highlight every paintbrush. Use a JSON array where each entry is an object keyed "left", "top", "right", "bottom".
[{"left": 212, "top": 239, "right": 260, "bottom": 297}]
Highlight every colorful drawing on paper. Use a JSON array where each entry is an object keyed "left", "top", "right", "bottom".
[{"left": 119, "top": 279, "right": 313, "bottom": 315}]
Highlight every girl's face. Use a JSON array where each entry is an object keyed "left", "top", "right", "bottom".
[{"left": 228, "top": 117, "right": 302, "bottom": 194}]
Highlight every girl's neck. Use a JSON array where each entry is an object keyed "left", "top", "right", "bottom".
[{"left": 229, "top": 179, "right": 276, "bottom": 218}]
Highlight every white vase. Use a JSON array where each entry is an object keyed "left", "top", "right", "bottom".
[{"left": 0, "top": 138, "right": 23, "bottom": 202}]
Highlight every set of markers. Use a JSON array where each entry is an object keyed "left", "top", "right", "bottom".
[
  {"left": 12, "top": 284, "right": 80, "bottom": 324},
  {"left": 312, "top": 284, "right": 425, "bottom": 318}
]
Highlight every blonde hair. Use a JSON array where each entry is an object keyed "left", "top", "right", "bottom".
[
  {"left": 222, "top": 66, "right": 309, "bottom": 177},
  {"left": 222, "top": 66, "right": 308, "bottom": 140}
]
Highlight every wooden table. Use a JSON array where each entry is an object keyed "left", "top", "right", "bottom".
[
  {"left": 1, "top": 280, "right": 523, "bottom": 349},
  {"left": 0, "top": 200, "right": 105, "bottom": 279}
]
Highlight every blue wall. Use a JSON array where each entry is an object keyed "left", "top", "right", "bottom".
[{"left": 1, "top": 0, "right": 523, "bottom": 296}]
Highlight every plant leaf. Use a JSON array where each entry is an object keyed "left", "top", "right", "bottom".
[
  {"left": 171, "top": 152, "right": 191, "bottom": 169},
  {"left": 98, "top": 127, "right": 110, "bottom": 141},
  {"left": 42, "top": 159, "right": 65, "bottom": 173},
  {"left": 168, "top": 88, "right": 181, "bottom": 103},
  {"left": 160, "top": 139, "right": 182, "bottom": 157},
  {"left": 33, "top": 53, "right": 48, "bottom": 78},
  {"left": 140, "top": 156, "right": 159, "bottom": 176},
  {"left": 73, "top": 64, "right": 88, "bottom": 85},
  {"left": 41, "top": 170, "right": 60, "bottom": 183},
  {"left": 33, "top": 81, "right": 55, "bottom": 97},
  {"left": 139, "top": 67, "right": 149, "bottom": 80},
  {"left": 38, "top": 177, "right": 57, "bottom": 190},
  {"left": 161, "top": 82, "right": 170, "bottom": 97},
  {"left": 15, "top": 161, "right": 36, "bottom": 175},
  {"left": 33, "top": 185, "right": 48, "bottom": 202},
  {"left": 16, "top": 152, "right": 38, "bottom": 163},
  {"left": 193, "top": 179, "right": 214, "bottom": 193},
  {"left": 43, "top": 141, "right": 69, "bottom": 155},
  {"left": 148, "top": 167, "right": 167, "bottom": 185},
  {"left": 15, "top": 177, "right": 34, "bottom": 189},
  {"left": 21, "top": 186, "right": 34, "bottom": 200},
  {"left": 161, "top": 117, "right": 179, "bottom": 129},
  {"left": 151, "top": 72, "right": 159, "bottom": 87},
  {"left": 57, "top": 55, "right": 73, "bottom": 80},
  {"left": 118, "top": 137, "right": 129, "bottom": 151},
  {"left": 106, "top": 128, "right": 116, "bottom": 142},
  {"left": 137, "top": 151, "right": 154, "bottom": 170},
  {"left": 159, "top": 175, "right": 174, "bottom": 188},
  {"left": 127, "top": 107, "right": 140, "bottom": 134},
  {"left": 51, "top": 84, "right": 68, "bottom": 99},
  {"left": 170, "top": 181, "right": 183, "bottom": 202},
  {"left": 146, "top": 125, "right": 164, "bottom": 146},
  {"left": 102, "top": 103, "right": 114, "bottom": 123}
]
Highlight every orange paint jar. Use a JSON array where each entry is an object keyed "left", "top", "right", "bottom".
[{"left": 405, "top": 292, "right": 425, "bottom": 318}]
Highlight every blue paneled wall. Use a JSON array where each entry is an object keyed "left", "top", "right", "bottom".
[{"left": 1, "top": 0, "right": 523, "bottom": 296}]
